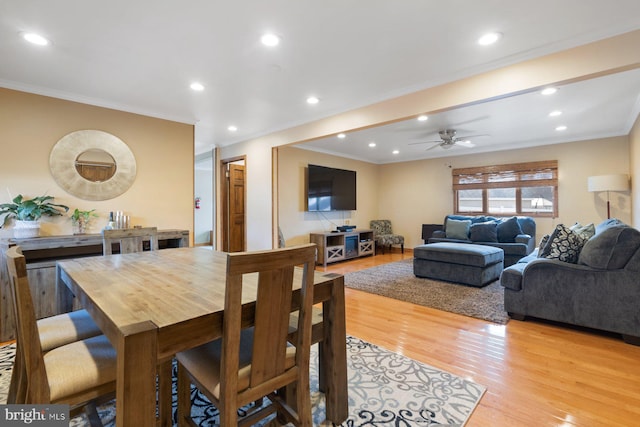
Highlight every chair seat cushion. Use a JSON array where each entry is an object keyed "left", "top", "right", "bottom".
[
  {"left": 176, "top": 328, "right": 296, "bottom": 400},
  {"left": 45, "top": 335, "right": 117, "bottom": 402},
  {"left": 375, "top": 234, "right": 404, "bottom": 246},
  {"left": 37, "top": 309, "right": 102, "bottom": 352}
]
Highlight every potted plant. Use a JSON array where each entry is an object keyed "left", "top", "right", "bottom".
[
  {"left": 0, "top": 194, "right": 69, "bottom": 238},
  {"left": 70, "top": 208, "right": 98, "bottom": 234}
]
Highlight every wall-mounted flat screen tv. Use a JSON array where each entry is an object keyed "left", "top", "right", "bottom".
[{"left": 306, "top": 164, "right": 356, "bottom": 211}]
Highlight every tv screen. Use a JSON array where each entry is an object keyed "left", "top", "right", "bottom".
[{"left": 307, "top": 164, "right": 356, "bottom": 211}]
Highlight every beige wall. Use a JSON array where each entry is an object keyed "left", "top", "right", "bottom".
[
  {"left": 220, "top": 30, "right": 640, "bottom": 250},
  {"left": 277, "top": 137, "right": 630, "bottom": 250},
  {"left": 631, "top": 113, "right": 640, "bottom": 227},
  {"left": 277, "top": 147, "right": 379, "bottom": 246},
  {"left": 0, "top": 88, "right": 194, "bottom": 241},
  {"left": 378, "top": 136, "right": 631, "bottom": 248}
]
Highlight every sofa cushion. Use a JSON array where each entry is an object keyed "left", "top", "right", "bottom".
[
  {"left": 469, "top": 221, "right": 498, "bottom": 242},
  {"left": 578, "top": 225, "right": 640, "bottom": 270},
  {"left": 445, "top": 219, "right": 471, "bottom": 240},
  {"left": 446, "top": 215, "right": 489, "bottom": 224},
  {"left": 539, "top": 223, "right": 586, "bottom": 263},
  {"left": 538, "top": 234, "right": 550, "bottom": 252},
  {"left": 497, "top": 216, "right": 523, "bottom": 243}
]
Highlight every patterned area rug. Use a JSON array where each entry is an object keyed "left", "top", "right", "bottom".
[
  {"left": 0, "top": 336, "right": 485, "bottom": 426},
  {"left": 345, "top": 259, "right": 509, "bottom": 324}
]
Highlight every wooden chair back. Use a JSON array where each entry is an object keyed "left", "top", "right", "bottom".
[
  {"left": 221, "top": 243, "right": 317, "bottom": 424},
  {"left": 102, "top": 227, "right": 158, "bottom": 255},
  {"left": 6, "top": 246, "right": 52, "bottom": 402}
]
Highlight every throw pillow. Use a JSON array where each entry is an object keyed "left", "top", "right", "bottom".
[
  {"left": 540, "top": 223, "right": 587, "bottom": 263},
  {"left": 496, "top": 216, "right": 523, "bottom": 243},
  {"left": 537, "top": 234, "right": 550, "bottom": 257},
  {"left": 570, "top": 222, "right": 596, "bottom": 239},
  {"left": 469, "top": 221, "right": 498, "bottom": 242},
  {"left": 445, "top": 219, "right": 471, "bottom": 240}
]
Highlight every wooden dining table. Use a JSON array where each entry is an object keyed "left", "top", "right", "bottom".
[{"left": 55, "top": 246, "right": 348, "bottom": 426}]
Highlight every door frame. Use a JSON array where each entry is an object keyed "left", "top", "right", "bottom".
[{"left": 217, "top": 155, "right": 246, "bottom": 252}]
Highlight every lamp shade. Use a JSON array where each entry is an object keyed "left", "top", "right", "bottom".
[{"left": 587, "top": 174, "right": 629, "bottom": 192}]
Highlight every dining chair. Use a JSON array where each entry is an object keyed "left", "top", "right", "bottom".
[
  {"left": 176, "top": 243, "right": 317, "bottom": 427},
  {"left": 101, "top": 226, "right": 159, "bottom": 255},
  {"left": 101, "top": 225, "right": 173, "bottom": 425},
  {"left": 6, "top": 246, "right": 117, "bottom": 426},
  {"left": 6, "top": 245, "right": 103, "bottom": 405}
]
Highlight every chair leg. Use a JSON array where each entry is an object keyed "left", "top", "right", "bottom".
[
  {"left": 84, "top": 401, "right": 103, "bottom": 427},
  {"left": 401, "top": 244, "right": 404, "bottom": 254},
  {"left": 8, "top": 344, "right": 27, "bottom": 404},
  {"left": 176, "top": 364, "right": 192, "bottom": 427},
  {"left": 157, "top": 359, "right": 173, "bottom": 427},
  {"left": 296, "top": 378, "right": 312, "bottom": 427}
]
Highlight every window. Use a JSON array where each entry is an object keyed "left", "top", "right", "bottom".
[{"left": 452, "top": 161, "right": 558, "bottom": 217}]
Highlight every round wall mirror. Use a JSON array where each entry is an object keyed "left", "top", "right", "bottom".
[
  {"left": 50, "top": 130, "right": 137, "bottom": 201},
  {"left": 75, "top": 148, "right": 117, "bottom": 182}
]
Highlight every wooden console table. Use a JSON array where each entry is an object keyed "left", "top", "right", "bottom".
[
  {"left": 0, "top": 229, "right": 189, "bottom": 341},
  {"left": 310, "top": 229, "right": 375, "bottom": 266}
]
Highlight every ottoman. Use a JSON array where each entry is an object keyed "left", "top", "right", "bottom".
[{"left": 413, "top": 242, "right": 504, "bottom": 287}]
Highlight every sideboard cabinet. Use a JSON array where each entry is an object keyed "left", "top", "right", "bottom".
[
  {"left": 0, "top": 229, "right": 189, "bottom": 341},
  {"left": 310, "top": 229, "right": 375, "bottom": 267}
]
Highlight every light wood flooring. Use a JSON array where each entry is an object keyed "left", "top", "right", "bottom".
[{"left": 319, "top": 249, "right": 640, "bottom": 427}]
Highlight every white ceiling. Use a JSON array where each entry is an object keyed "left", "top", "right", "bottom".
[
  {"left": 2, "top": 1, "right": 640, "bottom": 160},
  {"left": 300, "top": 68, "right": 640, "bottom": 163}
]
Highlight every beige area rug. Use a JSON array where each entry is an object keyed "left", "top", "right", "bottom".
[
  {"left": 0, "top": 336, "right": 485, "bottom": 426},
  {"left": 345, "top": 259, "right": 509, "bottom": 324}
]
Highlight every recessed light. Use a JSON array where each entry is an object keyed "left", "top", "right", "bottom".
[
  {"left": 541, "top": 87, "right": 557, "bottom": 96},
  {"left": 190, "top": 82, "right": 205, "bottom": 91},
  {"left": 555, "top": 125, "right": 567, "bottom": 131},
  {"left": 392, "top": 150, "right": 400, "bottom": 155},
  {"left": 549, "top": 110, "right": 562, "bottom": 117},
  {"left": 261, "top": 33, "right": 280, "bottom": 47},
  {"left": 22, "top": 32, "right": 49, "bottom": 46},
  {"left": 478, "top": 32, "right": 502, "bottom": 46},
  {"left": 417, "top": 115, "right": 428, "bottom": 122},
  {"left": 227, "top": 125, "right": 238, "bottom": 132},
  {"left": 368, "top": 142, "right": 376, "bottom": 148},
  {"left": 306, "top": 96, "right": 319, "bottom": 105},
  {"left": 337, "top": 133, "right": 346, "bottom": 139}
]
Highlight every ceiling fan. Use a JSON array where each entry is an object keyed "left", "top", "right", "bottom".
[{"left": 409, "top": 129, "right": 484, "bottom": 151}]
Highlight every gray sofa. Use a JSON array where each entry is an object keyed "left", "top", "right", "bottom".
[
  {"left": 428, "top": 215, "right": 536, "bottom": 267},
  {"left": 500, "top": 219, "right": 640, "bottom": 345}
]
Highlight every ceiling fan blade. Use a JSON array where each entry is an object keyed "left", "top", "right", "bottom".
[
  {"left": 425, "top": 143, "right": 443, "bottom": 151},
  {"left": 458, "top": 133, "right": 490, "bottom": 139},
  {"left": 408, "top": 140, "right": 441, "bottom": 145}
]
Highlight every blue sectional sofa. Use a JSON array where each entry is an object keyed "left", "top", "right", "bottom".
[
  {"left": 500, "top": 219, "right": 640, "bottom": 345},
  {"left": 428, "top": 215, "right": 536, "bottom": 267}
]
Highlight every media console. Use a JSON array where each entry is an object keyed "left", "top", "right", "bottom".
[{"left": 310, "top": 229, "right": 375, "bottom": 267}]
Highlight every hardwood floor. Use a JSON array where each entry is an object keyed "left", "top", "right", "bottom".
[{"left": 319, "top": 250, "right": 640, "bottom": 426}]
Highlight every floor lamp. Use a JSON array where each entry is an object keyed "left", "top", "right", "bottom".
[{"left": 587, "top": 174, "right": 630, "bottom": 219}]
